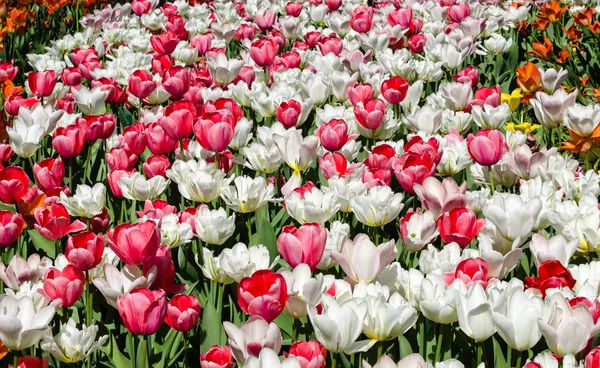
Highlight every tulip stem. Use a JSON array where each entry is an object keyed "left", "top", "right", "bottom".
[
  {"left": 515, "top": 351, "right": 522, "bottom": 368},
  {"left": 13, "top": 353, "right": 17, "bottom": 368},
  {"left": 128, "top": 331, "right": 136, "bottom": 368},
  {"left": 488, "top": 167, "right": 495, "bottom": 195},
  {"left": 141, "top": 334, "right": 148, "bottom": 368},
  {"left": 376, "top": 342, "right": 383, "bottom": 359},
  {"left": 55, "top": 239, "right": 61, "bottom": 257},
  {"left": 330, "top": 353, "right": 337, "bottom": 368},
  {"left": 419, "top": 315, "right": 425, "bottom": 358},
  {"left": 434, "top": 324, "right": 443, "bottom": 363},
  {"left": 69, "top": 160, "right": 73, "bottom": 193},
  {"left": 85, "top": 271, "right": 92, "bottom": 326},
  {"left": 507, "top": 346, "right": 511, "bottom": 367},
  {"left": 183, "top": 332, "right": 189, "bottom": 368},
  {"left": 477, "top": 342, "right": 483, "bottom": 365},
  {"left": 292, "top": 318, "right": 299, "bottom": 341}
]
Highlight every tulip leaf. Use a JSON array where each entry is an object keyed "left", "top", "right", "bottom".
[
  {"left": 101, "top": 334, "right": 131, "bottom": 368},
  {"left": 29, "top": 229, "right": 55, "bottom": 258},
  {"left": 273, "top": 312, "right": 294, "bottom": 340},
  {"left": 199, "top": 301, "right": 225, "bottom": 353},
  {"left": 398, "top": 335, "right": 413, "bottom": 359},
  {"left": 492, "top": 336, "right": 507, "bottom": 367},
  {"left": 256, "top": 207, "right": 278, "bottom": 262}
]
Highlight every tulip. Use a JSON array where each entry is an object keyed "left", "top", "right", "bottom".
[
  {"left": 319, "top": 152, "right": 357, "bottom": 179},
  {"left": 381, "top": 77, "right": 409, "bottom": 105},
  {"left": 162, "top": 66, "right": 190, "bottom": 99},
  {"left": 350, "top": 6, "right": 373, "bottom": 33},
  {"left": 60, "top": 67, "right": 83, "bottom": 86},
  {"left": 52, "top": 122, "right": 87, "bottom": 159},
  {"left": 350, "top": 185, "right": 404, "bottom": 227},
  {"left": 348, "top": 83, "right": 374, "bottom": 106},
  {"left": 105, "top": 148, "right": 138, "bottom": 171},
  {"left": 117, "top": 172, "right": 169, "bottom": 201},
  {"left": 586, "top": 347, "right": 600, "bottom": 368},
  {"left": 278, "top": 264, "right": 326, "bottom": 319},
  {"left": 165, "top": 294, "right": 201, "bottom": 333},
  {"left": 117, "top": 288, "right": 167, "bottom": 335},
  {"left": 0, "top": 210, "right": 23, "bottom": 248},
  {"left": 413, "top": 177, "right": 467, "bottom": 219},
  {"left": 442, "top": 258, "right": 489, "bottom": 289},
  {"left": 0, "top": 166, "right": 33, "bottom": 205},
  {"left": 33, "top": 158, "right": 64, "bottom": 192},
  {"left": 331, "top": 233, "right": 397, "bottom": 284},
  {"left": 317, "top": 36, "right": 343, "bottom": 56},
  {"left": 529, "top": 234, "right": 578, "bottom": 268},
  {"left": 454, "top": 283, "right": 496, "bottom": 342},
  {"left": 193, "top": 111, "right": 236, "bottom": 153},
  {"left": 146, "top": 122, "right": 177, "bottom": 155},
  {"left": 315, "top": 119, "right": 356, "bottom": 152},
  {"left": 44, "top": 265, "right": 85, "bottom": 308},
  {"left": 407, "top": 34, "right": 426, "bottom": 53},
  {"left": 238, "top": 270, "right": 288, "bottom": 323},
  {"left": 150, "top": 31, "right": 180, "bottom": 55},
  {"left": 161, "top": 100, "right": 195, "bottom": 141},
  {"left": 128, "top": 70, "right": 157, "bottom": 100},
  {"left": 107, "top": 221, "right": 160, "bottom": 265},
  {"left": 34, "top": 203, "right": 87, "bottom": 241},
  {"left": 0, "top": 294, "right": 56, "bottom": 350},
  {"left": 525, "top": 260, "right": 576, "bottom": 297},
  {"left": 132, "top": 0, "right": 153, "bottom": 15},
  {"left": 143, "top": 155, "right": 170, "bottom": 178},
  {"left": 28, "top": 70, "right": 58, "bottom": 97},
  {"left": 399, "top": 210, "right": 439, "bottom": 252},
  {"left": 284, "top": 340, "right": 327, "bottom": 368},
  {"left": 194, "top": 206, "right": 236, "bottom": 245},
  {"left": 12, "top": 356, "right": 50, "bottom": 368},
  {"left": 59, "top": 183, "right": 106, "bottom": 218},
  {"left": 447, "top": 2, "right": 470, "bottom": 22},
  {"left": 220, "top": 175, "right": 277, "bottom": 213},
  {"left": 201, "top": 345, "right": 235, "bottom": 368},
  {"left": 89, "top": 208, "right": 110, "bottom": 234},
  {"left": 277, "top": 224, "right": 327, "bottom": 271},
  {"left": 393, "top": 136, "right": 442, "bottom": 193},
  {"left": 437, "top": 207, "right": 485, "bottom": 248},
  {"left": 0, "top": 254, "right": 50, "bottom": 290},
  {"left": 363, "top": 354, "right": 426, "bottom": 368},
  {"left": 250, "top": 38, "right": 278, "bottom": 67},
  {"left": 65, "top": 231, "right": 104, "bottom": 271},
  {"left": 276, "top": 100, "right": 302, "bottom": 128},
  {"left": 273, "top": 131, "right": 319, "bottom": 173},
  {"left": 40, "top": 318, "right": 107, "bottom": 363},
  {"left": 286, "top": 2, "right": 303, "bottom": 17},
  {"left": 354, "top": 99, "right": 386, "bottom": 131},
  {"left": 223, "top": 316, "right": 282, "bottom": 364},
  {"left": 92, "top": 264, "right": 156, "bottom": 308}
]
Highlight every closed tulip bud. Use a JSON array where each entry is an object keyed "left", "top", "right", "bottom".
[
  {"left": 161, "top": 100, "right": 195, "bottom": 141},
  {"left": 350, "top": 6, "right": 373, "bottom": 33},
  {"left": 331, "top": 234, "right": 397, "bottom": 284},
  {"left": 146, "top": 122, "right": 177, "bottom": 155},
  {"left": 285, "top": 2, "right": 303, "bottom": 17},
  {"left": 117, "top": 288, "right": 167, "bottom": 335},
  {"left": 393, "top": 136, "right": 442, "bottom": 193},
  {"left": 34, "top": 203, "right": 87, "bottom": 241},
  {"left": 89, "top": 208, "right": 110, "bottom": 234},
  {"left": 454, "top": 283, "right": 495, "bottom": 342},
  {"left": 277, "top": 223, "right": 327, "bottom": 271},
  {"left": 467, "top": 129, "right": 507, "bottom": 166},
  {"left": 250, "top": 38, "right": 278, "bottom": 67},
  {"left": 284, "top": 340, "right": 327, "bottom": 368},
  {"left": 143, "top": 155, "right": 170, "bottom": 178},
  {"left": 407, "top": 34, "right": 426, "bottom": 53},
  {"left": 437, "top": 207, "right": 485, "bottom": 248},
  {"left": 586, "top": 347, "right": 600, "bottom": 368},
  {"left": 84, "top": 113, "right": 116, "bottom": 141},
  {"left": 0, "top": 211, "right": 25, "bottom": 248},
  {"left": 128, "top": 70, "right": 157, "bottom": 100},
  {"left": 447, "top": 3, "right": 470, "bottom": 23},
  {"left": 65, "top": 231, "right": 104, "bottom": 271},
  {"left": 276, "top": 100, "right": 302, "bottom": 128},
  {"left": 28, "top": 70, "right": 58, "bottom": 97},
  {"left": 44, "top": 265, "right": 85, "bottom": 308},
  {"left": 105, "top": 148, "right": 138, "bottom": 171},
  {"left": 0, "top": 166, "right": 34, "bottom": 205},
  {"left": 354, "top": 99, "right": 386, "bottom": 131},
  {"left": 315, "top": 119, "right": 357, "bottom": 152},
  {"left": 120, "top": 123, "right": 147, "bottom": 155},
  {"left": 165, "top": 294, "right": 201, "bottom": 333},
  {"left": 162, "top": 66, "right": 190, "bottom": 100},
  {"left": 193, "top": 111, "right": 236, "bottom": 153},
  {"left": 150, "top": 31, "right": 180, "bottom": 55},
  {"left": 52, "top": 122, "right": 87, "bottom": 159},
  {"left": 238, "top": 270, "right": 288, "bottom": 323},
  {"left": 107, "top": 221, "right": 160, "bottom": 265},
  {"left": 381, "top": 77, "right": 409, "bottom": 105},
  {"left": 60, "top": 67, "right": 83, "bottom": 87},
  {"left": 317, "top": 36, "right": 343, "bottom": 56},
  {"left": 200, "top": 345, "right": 235, "bottom": 368}
]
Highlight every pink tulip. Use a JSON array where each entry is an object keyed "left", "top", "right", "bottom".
[
  {"left": 393, "top": 136, "right": 442, "bottom": 193},
  {"left": 120, "top": 123, "right": 148, "bottom": 155},
  {"left": 413, "top": 177, "right": 467, "bottom": 219},
  {"left": 200, "top": 345, "right": 235, "bottom": 368},
  {"left": 107, "top": 221, "right": 160, "bottom": 265},
  {"left": 0, "top": 211, "right": 25, "bottom": 247},
  {"left": 143, "top": 245, "right": 176, "bottom": 292},
  {"left": 52, "top": 122, "right": 87, "bottom": 159},
  {"left": 193, "top": 111, "right": 236, "bottom": 153},
  {"left": 34, "top": 158, "right": 64, "bottom": 192},
  {"left": 83, "top": 113, "right": 116, "bottom": 141},
  {"left": 442, "top": 257, "right": 489, "bottom": 289},
  {"left": 255, "top": 10, "right": 277, "bottom": 30},
  {"left": 447, "top": 3, "right": 470, "bottom": 23},
  {"left": 190, "top": 33, "right": 213, "bottom": 56},
  {"left": 162, "top": 66, "right": 190, "bottom": 100},
  {"left": 131, "top": 0, "right": 153, "bottom": 16},
  {"left": 325, "top": 0, "right": 342, "bottom": 11},
  {"left": 146, "top": 122, "right": 177, "bottom": 155},
  {"left": 319, "top": 152, "right": 357, "bottom": 180},
  {"left": 0, "top": 62, "right": 17, "bottom": 82},
  {"left": 161, "top": 100, "right": 195, "bottom": 141},
  {"left": 34, "top": 203, "right": 87, "bottom": 241},
  {"left": 92, "top": 77, "right": 127, "bottom": 104},
  {"left": 354, "top": 98, "right": 386, "bottom": 130},
  {"left": 238, "top": 270, "right": 288, "bottom": 323},
  {"left": 165, "top": 294, "right": 202, "bottom": 333},
  {"left": 348, "top": 83, "right": 374, "bottom": 106},
  {"left": 466, "top": 129, "right": 506, "bottom": 166},
  {"left": 285, "top": 2, "right": 303, "bottom": 17},
  {"left": 128, "top": 70, "right": 157, "bottom": 100},
  {"left": 407, "top": 33, "right": 426, "bottom": 53},
  {"left": 250, "top": 38, "right": 278, "bottom": 67},
  {"left": 28, "top": 70, "right": 58, "bottom": 97},
  {"left": 143, "top": 155, "right": 170, "bottom": 178},
  {"left": 107, "top": 170, "right": 131, "bottom": 198},
  {"left": 117, "top": 288, "right": 167, "bottom": 335},
  {"left": 105, "top": 148, "right": 138, "bottom": 171},
  {"left": 284, "top": 340, "right": 327, "bottom": 368},
  {"left": 137, "top": 200, "right": 178, "bottom": 221},
  {"left": 4, "top": 95, "right": 38, "bottom": 116},
  {"left": 317, "top": 36, "right": 343, "bottom": 56},
  {"left": 454, "top": 66, "right": 479, "bottom": 88},
  {"left": 277, "top": 223, "right": 327, "bottom": 271},
  {"left": 0, "top": 166, "right": 34, "bottom": 205},
  {"left": 350, "top": 6, "right": 373, "bottom": 33},
  {"left": 276, "top": 100, "right": 302, "bottom": 128},
  {"left": 315, "top": 119, "right": 357, "bottom": 152},
  {"left": 60, "top": 67, "right": 83, "bottom": 87},
  {"left": 65, "top": 231, "right": 104, "bottom": 271},
  {"left": 44, "top": 265, "right": 85, "bottom": 308},
  {"left": 437, "top": 207, "right": 485, "bottom": 248},
  {"left": 387, "top": 7, "right": 412, "bottom": 28},
  {"left": 150, "top": 31, "right": 180, "bottom": 55}
]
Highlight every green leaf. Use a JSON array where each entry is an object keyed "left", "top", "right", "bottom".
[
  {"left": 29, "top": 230, "right": 55, "bottom": 258},
  {"left": 199, "top": 302, "right": 225, "bottom": 353},
  {"left": 398, "top": 335, "right": 413, "bottom": 359},
  {"left": 273, "top": 312, "right": 294, "bottom": 339},
  {"left": 492, "top": 336, "right": 508, "bottom": 367},
  {"left": 101, "top": 334, "right": 131, "bottom": 368},
  {"left": 255, "top": 207, "right": 278, "bottom": 261}
]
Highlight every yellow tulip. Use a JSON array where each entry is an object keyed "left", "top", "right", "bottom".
[{"left": 501, "top": 88, "right": 524, "bottom": 111}]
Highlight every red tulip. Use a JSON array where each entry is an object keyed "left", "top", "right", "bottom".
[
  {"left": 325, "top": 0, "right": 342, "bottom": 11},
  {"left": 437, "top": 207, "right": 485, "bottom": 248},
  {"left": 105, "top": 148, "right": 138, "bottom": 171},
  {"left": 525, "top": 260, "right": 576, "bottom": 297},
  {"left": 364, "top": 144, "right": 396, "bottom": 170},
  {"left": 447, "top": 2, "right": 470, "bottom": 23},
  {"left": 524, "top": 363, "right": 542, "bottom": 368},
  {"left": 92, "top": 77, "right": 127, "bottom": 104},
  {"left": 348, "top": 83, "right": 374, "bottom": 106},
  {"left": 238, "top": 270, "right": 288, "bottom": 323},
  {"left": 466, "top": 129, "right": 506, "bottom": 166},
  {"left": 4, "top": 95, "right": 39, "bottom": 116},
  {"left": 44, "top": 265, "right": 85, "bottom": 308},
  {"left": 276, "top": 100, "right": 302, "bottom": 128},
  {"left": 28, "top": 70, "right": 58, "bottom": 97},
  {"left": 202, "top": 98, "right": 243, "bottom": 124},
  {"left": 60, "top": 67, "right": 83, "bottom": 87},
  {"left": 132, "top": 0, "right": 153, "bottom": 16},
  {"left": 454, "top": 66, "right": 479, "bottom": 88},
  {"left": 161, "top": 100, "right": 195, "bottom": 141},
  {"left": 407, "top": 33, "right": 426, "bottom": 53},
  {"left": 393, "top": 136, "right": 442, "bottom": 193},
  {"left": 381, "top": 77, "right": 409, "bottom": 105},
  {"left": 319, "top": 152, "right": 356, "bottom": 180},
  {"left": 34, "top": 158, "right": 64, "bottom": 192},
  {"left": 317, "top": 36, "right": 343, "bottom": 56},
  {"left": 150, "top": 31, "right": 180, "bottom": 55},
  {"left": 146, "top": 122, "right": 177, "bottom": 155},
  {"left": 315, "top": 119, "right": 356, "bottom": 152},
  {"left": 52, "top": 122, "right": 87, "bottom": 158},
  {"left": 83, "top": 113, "right": 116, "bottom": 141},
  {"left": 387, "top": 7, "right": 412, "bottom": 28},
  {"left": 193, "top": 111, "right": 236, "bottom": 153},
  {"left": 250, "top": 38, "right": 278, "bottom": 67},
  {"left": 65, "top": 231, "right": 104, "bottom": 271},
  {"left": 143, "top": 155, "right": 170, "bottom": 178},
  {"left": 89, "top": 208, "right": 111, "bottom": 234},
  {"left": 162, "top": 66, "right": 190, "bottom": 99},
  {"left": 235, "top": 24, "right": 258, "bottom": 41},
  {"left": 34, "top": 203, "right": 86, "bottom": 241},
  {"left": 117, "top": 288, "right": 167, "bottom": 335},
  {"left": 469, "top": 85, "right": 501, "bottom": 111},
  {"left": 442, "top": 258, "right": 489, "bottom": 289},
  {"left": 0, "top": 211, "right": 25, "bottom": 247},
  {"left": 200, "top": 345, "right": 235, "bottom": 368},
  {"left": 277, "top": 223, "right": 327, "bottom": 271},
  {"left": 0, "top": 62, "right": 17, "bottom": 82},
  {"left": 350, "top": 6, "right": 373, "bottom": 33},
  {"left": 144, "top": 245, "right": 176, "bottom": 291},
  {"left": 0, "top": 166, "right": 33, "bottom": 205},
  {"left": 354, "top": 98, "right": 386, "bottom": 130},
  {"left": 586, "top": 347, "right": 600, "bottom": 368},
  {"left": 284, "top": 340, "right": 327, "bottom": 368},
  {"left": 0, "top": 144, "right": 13, "bottom": 163},
  {"left": 152, "top": 55, "right": 173, "bottom": 75},
  {"left": 107, "top": 221, "right": 160, "bottom": 265},
  {"left": 304, "top": 32, "right": 322, "bottom": 48},
  {"left": 165, "top": 294, "right": 202, "bottom": 333},
  {"left": 120, "top": 123, "right": 148, "bottom": 155},
  {"left": 128, "top": 70, "right": 157, "bottom": 100},
  {"left": 13, "top": 356, "right": 50, "bottom": 368}
]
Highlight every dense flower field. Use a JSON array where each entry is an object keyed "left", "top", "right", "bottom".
[{"left": 2, "top": 0, "right": 600, "bottom": 367}]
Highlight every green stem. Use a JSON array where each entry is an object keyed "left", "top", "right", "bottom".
[
  {"left": 128, "top": 331, "right": 136, "bottom": 368},
  {"left": 13, "top": 353, "right": 18, "bottom": 368},
  {"left": 216, "top": 283, "right": 224, "bottom": 322},
  {"left": 507, "top": 346, "right": 512, "bottom": 367},
  {"left": 488, "top": 167, "right": 495, "bottom": 195},
  {"left": 477, "top": 342, "right": 483, "bottom": 365},
  {"left": 247, "top": 216, "right": 253, "bottom": 245},
  {"left": 55, "top": 238, "right": 61, "bottom": 256},
  {"left": 85, "top": 271, "right": 92, "bottom": 326},
  {"left": 515, "top": 351, "right": 522, "bottom": 368},
  {"left": 419, "top": 316, "right": 426, "bottom": 358},
  {"left": 377, "top": 342, "right": 383, "bottom": 360},
  {"left": 292, "top": 318, "right": 299, "bottom": 341},
  {"left": 330, "top": 353, "right": 337, "bottom": 368},
  {"left": 183, "top": 332, "right": 189, "bottom": 368},
  {"left": 141, "top": 334, "right": 148, "bottom": 368},
  {"left": 214, "top": 152, "right": 220, "bottom": 170},
  {"left": 68, "top": 160, "right": 73, "bottom": 193},
  {"left": 435, "top": 324, "right": 443, "bottom": 363}
]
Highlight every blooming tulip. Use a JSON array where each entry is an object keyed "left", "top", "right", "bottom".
[
  {"left": 442, "top": 258, "right": 489, "bottom": 289},
  {"left": 466, "top": 129, "right": 506, "bottom": 166},
  {"left": 0, "top": 166, "right": 33, "bottom": 205},
  {"left": 276, "top": 100, "right": 302, "bottom": 128},
  {"left": 413, "top": 177, "right": 467, "bottom": 219},
  {"left": 107, "top": 221, "right": 160, "bottom": 265},
  {"left": 437, "top": 207, "right": 485, "bottom": 248},
  {"left": 28, "top": 70, "right": 57, "bottom": 97},
  {"left": 162, "top": 66, "right": 190, "bottom": 99},
  {"left": 194, "top": 206, "right": 236, "bottom": 245},
  {"left": 223, "top": 316, "right": 282, "bottom": 364},
  {"left": 454, "top": 283, "right": 496, "bottom": 342},
  {"left": 201, "top": 345, "right": 235, "bottom": 368},
  {"left": 128, "top": 70, "right": 157, "bottom": 100},
  {"left": 354, "top": 99, "right": 386, "bottom": 131},
  {"left": 284, "top": 340, "right": 327, "bottom": 368},
  {"left": 120, "top": 123, "right": 147, "bottom": 155},
  {"left": 34, "top": 203, "right": 87, "bottom": 241},
  {"left": 277, "top": 224, "right": 327, "bottom": 271},
  {"left": 44, "top": 265, "right": 85, "bottom": 308},
  {"left": 250, "top": 38, "right": 278, "bottom": 67},
  {"left": 0, "top": 294, "right": 56, "bottom": 350},
  {"left": 143, "top": 155, "right": 170, "bottom": 178},
  {"left": 40, "top": 319, "right": 107, "bottom": 363},
  {"left": 381, "top": 77, "right": 409, "bottom": 105},
  {"left": 525, "top": 260, "right": 576, "bottom": 297},
  {"left": 92, "top": 264, "right": 156, "bottom": 308},
  {"left": 350, "top": 6, "right": 373, "bottom": 33},
  {"left": 0, "top": 254, "right": 50, "bottom": 290},
  {"left": 65, "top": 231, "right": 104, "bottom": 271},
  {"left": 315, "top": 119, "right": 356, "bottom": 152},
  {"left": 34, "top": 158, "right": 64, "bottom": 192},
  {"left": 52, "top": 123, "right": 87, "bottom": 159},
  {"left": 0, "top": 211, "right": 25, "bottom": 248},
  {"left": 160, "top": 100, "right": 195, "bottom": 141},
  {"left": 238, "top": 270, "right": 288, "bottom": 323},
  {"left": 59, "top": 183, "right": 106, "bottom": 218},
  {"left": 399, "top": 210, "right": 439, "bottom": 252},
  {"left": 117, "top": 288, "right": 167, "bottom": 335},
  {"left": 220, "top": 175, "right": 277, "bottom": 213},
  {"left": 165, "top": 294, "right": 201, "bottom": 333},
  {"left": 193, "top": 111, "right": 236, "bottom": 153}
]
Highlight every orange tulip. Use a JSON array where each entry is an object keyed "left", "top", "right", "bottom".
[
  {"left": 516, "top": 62, "right": 541, "bottom": 94},
  {"left": 17, "top": 192, "right": 46, "bottom": 229},
  {"left": 561, "top": 125, "right": 600, "bottom": 154},
  {"left": 556, "top": 49, "right": 570, "bottom": 64},
  {"left": 562, "top": 25, "right": 583, "bottom": 42},
  {"left": 529, "top": 37, "right": 554, "bottom": 61},
  {"left": 590, "top": 21, "right": 600, "bottom": 34},
  {"left": 538, "top": 0, "right": 567, "bottom": 23},
  {"left": 573, "top": 7, "right": 594, "bottom": 27},
  {"left": 0, "top": 339, "right": 7, "bottom": 360}
]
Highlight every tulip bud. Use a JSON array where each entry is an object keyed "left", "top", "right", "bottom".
[
  {"left": 44, "top": 265, "right": 85, "bottom": 308},
  {"left": 238, "top": 270, "right": 288, "bottom": 323},
  {"left": 165, "top": 294, "right": 202, "bottom": 333},
  {"left": 118, "top": 288, "right": 167, "bottom": 335}
]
